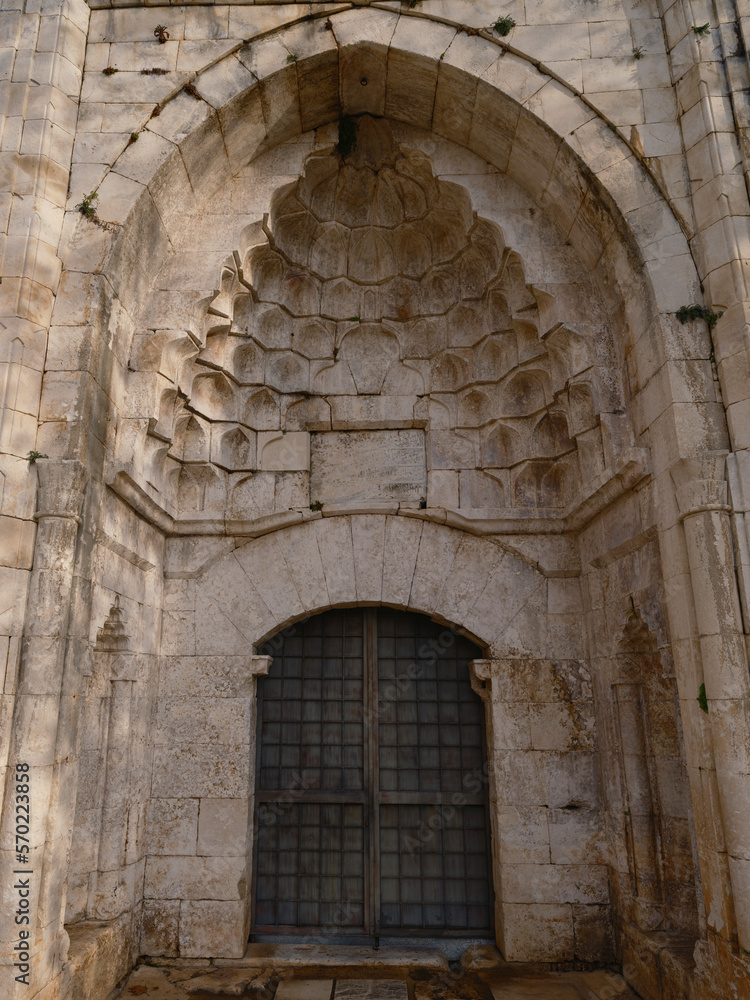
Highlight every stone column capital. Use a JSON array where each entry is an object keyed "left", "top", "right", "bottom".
[
  {"left": 669, "top": 451, "right": 730, "bottom": 520},
  {"left": 34, "top": 458, "right": 88, "bottom": 523}
]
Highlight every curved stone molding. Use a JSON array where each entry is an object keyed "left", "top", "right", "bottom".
[{"left": 65, "top": 9, "right": 698, "bottom": 336}]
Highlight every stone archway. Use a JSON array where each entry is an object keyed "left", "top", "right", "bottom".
[{"left": 143, "top": 515, "right": 604, "bottom": 963}]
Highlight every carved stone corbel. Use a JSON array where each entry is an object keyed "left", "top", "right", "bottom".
[{"left": 468, "top": 658, "right": 494, "bottom": 701}]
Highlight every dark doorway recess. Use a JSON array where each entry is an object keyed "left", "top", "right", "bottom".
[{"left": 251, "top": 608, "right": 493, "bottom": 941}]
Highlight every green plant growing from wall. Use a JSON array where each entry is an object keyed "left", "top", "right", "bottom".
[
  {"left": 102, "top": 66, "right": 118, "bottom": 76},
  {"left": 337, "top": 114, "right": 358, "bottom": 159},
  {"left": 129, "top": 132, "right": 138, "bottom": 144},
  {"left": 692, "top": 23, "right": 711, "bottom": 36},
  {"left": 697, "top": 683, "right": 709, "bottom": 714},
  {"left": 154, "top": 24, "right": 170, "bottom": 43},
  {"left": 310, "top": 500, "right": 323, "bottom": 512},
  {"left": 76, "top": 191, "right": 98, "bottom": 217},
  {"left": 677, "top": 304, "right": 723, "bottom": 330},
  {"left": 27, "top": 451, "right": 48, "bottom": 464},
  {"left": 632, "top": 46, "right": 645, "bottom": 59},
  {"left": 492, "top": 16, "right": 515, "bottom": 36},
  {"left": 286, "top": 53, "right": 299, "bottom": 63}
]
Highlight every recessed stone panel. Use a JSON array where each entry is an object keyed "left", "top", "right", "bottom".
[{"left": 310, "top": 429, "right": 426, "bottom": 504}]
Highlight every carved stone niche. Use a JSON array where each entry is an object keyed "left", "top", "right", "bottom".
[
  {"left": 125, "top": 117, "right": 627, "bottom": 526},
  {"left": 90, "top": 597, "right": 139, "bottom": 919},
  {"left": 611, "top": 605, "right": 696, "bottom": 936}
]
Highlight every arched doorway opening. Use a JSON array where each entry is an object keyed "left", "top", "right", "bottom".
[{"left": 252, "top": 607, "right": 492, "bottom": 942}]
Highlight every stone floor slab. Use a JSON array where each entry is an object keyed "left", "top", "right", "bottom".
[
  {"left": 334, "top": 981, "right": 408, "bottom": 1000},
  {"left": 120, "top": 965, "right": 189, "bottom": 998},
  {"left": 488, "top": 971, "right": 638, "bottom": 1000},
  {"left": 489, "top": 981, "right": 585, "bottom": 1000},
  {"left": 276, "top": 980, "right": 334, "bottom": 1000},
  {"left": 184, "top": 967, "right": 271, "bottom": 994}
]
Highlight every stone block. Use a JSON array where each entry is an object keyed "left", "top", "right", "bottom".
[
  {"left": 179, "top": 114, "right": 231, "bottom": 202},
  {"left": 572, "top": 904, "right": 615, "bottom": 963},
  {"left": 140, "top": 899, "right": 180, "bottom": 956},
  {"left": 351, "top": 515, "right": 385, "bottom": 603},
  {"left": 186, "top": 969, "right": 272, "bottom": 995},
  {"left": 273, "top": 522, "right": 330, "bottom": 613},
  {"left": 501, "top": 863, "right": 609, "bottom": 905},
  {"left": 156, "top": 695, "right": 252, "bottom": 747},
  {"left": 258, "top": 431, "right": 310, "bottom": 471},
  {"left": 529, "top": 703, "right": 594, "bottom": 751},
  {"left": 409, "top": 520, "right": 462, "bottom": 615},
  {"left": 179, "top": 899, "right": 248, "bottom": 958},
  {"left": 151, "top": 744, "right": 251, "bottom": 799},
  {"left": 278, "top": 982, "right": 334, "bottom": 1000},
  {"left": 427, "top": 469, "right": 458, "bottom": 509},
  {"left": 336, "top": 984, "right": 406, "bottom": 1000},
  {"left": 158, "top": 656, "right": 255, "bottom": 700},
  {"left": 197, "top": 797, "right": 249, "bottom": 857},
  {"left": 499, "top": 902, "right": 575, "bottom": 962},
  {"left": 0, "top": 515, "right": 36, "bottom": 570},
  {"left": 381, "top": 515, "right": 422, "bottom": 609},
  {"left": 144, "top": 855, "right": 248, "bottom": 901},
  {"left": 196, "top": 53, "right": 256, "bottom": 111},
  {"left": 313, "top": 516, "right": 356, "bottom": 606},
  {"left": 548, "top": 807, "right": 603, "bottom": 865},
  {"left": 496, "top": 805, "right": 551, "bottom": 865},
  {"left": 311, "top": 430, "right": 426, "bottom": 504},
  {"left": 235, "top": 533, "right": 306, "bottom": 625}
]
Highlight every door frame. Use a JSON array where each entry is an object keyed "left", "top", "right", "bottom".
[{"left": 249, "top": 606, "right": 495, "bottom": 942}]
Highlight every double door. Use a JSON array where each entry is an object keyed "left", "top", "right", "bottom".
[{"left": 252, "top": 608, "right": 492, "bottom": 938}]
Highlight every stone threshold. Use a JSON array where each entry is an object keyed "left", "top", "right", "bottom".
[{"left": 212, "top": 944, "right": 449, "bottom": 970}]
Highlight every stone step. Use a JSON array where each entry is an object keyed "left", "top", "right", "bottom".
[{"left": 214, "top": 944, "right": 449, "bottom": 971}]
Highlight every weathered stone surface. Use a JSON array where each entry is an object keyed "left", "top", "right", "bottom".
[
  {"left": 277, "top": 981, "right": 334, "bottom": 1000},
  {"left": 8, "top": 7, "right": 750, "bottom": 1000},
  {"left": 310, "top": 430, "right": 426, "bottom": 504},
  {"left": 335, "top": 982, "right": 407, "bottom": 1000}
]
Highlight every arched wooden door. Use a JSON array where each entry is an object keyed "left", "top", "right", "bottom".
[{"left": 252, "top": 608, "right": 493, "bottom": 940}]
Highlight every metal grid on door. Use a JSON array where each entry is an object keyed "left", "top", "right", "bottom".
[{"left": 253, "top": 608, "right": 492, "bottom": 939}]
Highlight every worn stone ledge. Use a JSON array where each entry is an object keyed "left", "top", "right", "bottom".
[{"left": 66, "top": 913, "right": 137, "bottom": 1000}]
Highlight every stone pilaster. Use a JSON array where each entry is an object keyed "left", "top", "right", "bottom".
[
  {"left": 1, "top": 3, "right": 90, "bottom": 989},
  {"left": 0, "top": 459, "right": 87, "bottom": 999},
  {"left": 671, "top": 452, "right": 750, "bottom": 950}
]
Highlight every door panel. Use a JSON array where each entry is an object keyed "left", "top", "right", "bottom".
[{"left": 253, "top": 608, "right": 492, "bottom": 938}]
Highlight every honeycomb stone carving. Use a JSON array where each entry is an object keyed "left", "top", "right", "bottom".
[{"left": 131, "top": 117, "right": 619, "bottom": 521}]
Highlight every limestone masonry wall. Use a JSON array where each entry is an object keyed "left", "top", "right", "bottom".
[{"left": 2, "top": 2, "right": 750, "bottom": 999}]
